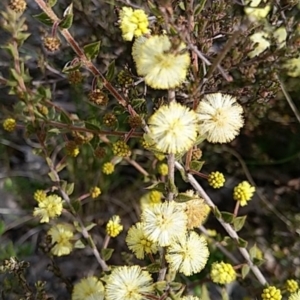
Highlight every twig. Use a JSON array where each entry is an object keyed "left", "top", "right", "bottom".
[{"left": 175, "top": 161, "right": 267, "bottom": 286}]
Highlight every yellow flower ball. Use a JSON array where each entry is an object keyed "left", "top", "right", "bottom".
[
  {"left": 208, "top": 171, "right": 225, "bottom": 189},
  {"left": 261, "top": 286, "right": 282, "bottom": 300},
  {"left": 286, "top": 279, "right": 299, "bottom": 293},
  {"left": 3, "top": 118, "right": 16, "bottom": 132},
  {"left": 102, "top": 162, "right": 115, "bottom": 175},
  {"left": 210, "top": 261, "right": 236, "bottom": 285},
  {"left": 233, "top": 181, "right": 255, "bottom": 206}
]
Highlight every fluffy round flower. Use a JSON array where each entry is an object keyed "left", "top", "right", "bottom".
[
  {"left": 3, "top": 118, "right": 16, "bottom": 132},
  {"left": 176, "top": 190, "right": 210, "bottom": 229},
  {"left": 141, "top": 201, "right": 187, "bottom": 247},
  {"left": 196, "top": 93, "right": 244, "bottom": 143},
  {"left": 166, "top": 231, "right": 209, "bottom": 276},
  {"left": 261, "top": 286, "right": 282, "bottom": 300},
  {"left": 208, "top": 171, "right": 226, "bottom": 189},
  {"left": 132, "top": 35, "right": 190, "bottom": 89},
  {"left": 126, "top": 222, "right": 158, "bottom": 259},
  {"left": 248, "top": 32, "right": 270, "bottom": 58},
  {"left": 119, "top": 7, "right": 150, "bottom": 41},
  {"left": 286, "top": 279, "right": 299, "bottom": 293},
  {"left": 182, "top": 297, "right": 201, "bottom": 300},
  {"left": 105, "top": 265, "right": 154, "bottom": 300},
  {"left": 233, "top": 181, "right": 255, "bottom": 206},
  {"left": 72, "top": 276, "right": 104, "bottom": 300},
  {"left": 33, "top": 194, "right": 63, "bottom": 223},
  {"left": 284, "top": 56, "right": 300, "bottom": 77},
  {"left": 274, "top": 27, "right": 287, "bottom": 49},
  {"left": 148, "top": 102, "right": 198, "bottom": 154},
  {"left": 106, "top": 215, "right": 123, "bottom": 237},
  {"left": 210, "top": 262, "right": 236, "bottom": 285},
  {"left": 48, "top": 224, "right": 74, "bottom": 256},
  {"left": 289, "top": 290, "right": 300, "bottom": 300},
  {"left": 244, "top": 0, "right": 271, "bottom": 21}
]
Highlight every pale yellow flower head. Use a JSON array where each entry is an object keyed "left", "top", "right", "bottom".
[
  {"left": 166, "top": 231, "right": 209, "bottom": 276},
  {"left": 148, "top": 102, "right": 198, "bottom": 154},
  {"left": 244, "top": 0, "right": 271, "bottom": 21},
  {"left": 105, "top": 265, "right": 154, "bottom": 300},
  {"left": 126, "top": 222, "right": 158, "bottom": 259},
  {"left": 33, "top": 194, "right": 63, "bottom": 223},
  {"left": 284, "top": 56, "right": 300, "bottom": 77},
  {"left": 141, "top": 201, "right": 187, "bottom": 247},
  {"left": 289, "top": 290, "right": 300, "bottom": 300},
  {"left": 176, "top": 190, "right": 210, "bottom": 229},
  {"left": 48, "top": 224, "right": 74, "bottom": 256},
  {"left": 196, "top": 93, "right": 244, "bottom": 143},
  {"left": 182, "top": 296, "right": 201, "bottom": 300},
  {"left": 248, "top": 32, "right": 270, "bottom": 58},
  {"left": 72, "top": 276, "right": 104, "bottom": 300},
  {"left": 274, "top": 27, "right": 287, "bottom": 49},
  {"left": 132, "top": 35, "right": 190, "bottom": 89},
  {"left": 119, "top": 7, "right": 150, "bottom": 41}
]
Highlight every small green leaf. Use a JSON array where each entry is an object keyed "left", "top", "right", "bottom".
[
  {"left": 0, "top": 221, "right": 6, "bottom": 236},
  {"left": 212, "top": 206, "right": 222, "bottom": 219},
  {"left": 147, "top": 263, "right": 161, "bottom": 274},
  {"left": 194, "top": 0, "right": 207, "bottom": 16},
  {"left": 189, "top": 160, "right": 205, "bottom": 172},
  {"left": 178, "top": 165, "right": 188, "bottom": 182},
  {"left": 249, "top": 244, "right": 262, "bottom": 260},
  {"left": 62, "top": 60, "right": 82, "bottom": 73},
  {"left": 84, "top": 121, "right": 101, "bottom": 131},
  {"left": 237, "top": 237, "right": 248, "bottom": 248},
  {"left": 153, "top": 281, "right": 167, "bottom": 292},
  {"left": 59, "top": 4, "right": 74, "bottom": 29},
  {"left": 47, "top": 0, "right": 57, "bottom": 7},
  {"left": 194, "top": 135, "right": 206, "bottom": 146},
  {"left": 59, "top": 110, "right": 72, "bottom": 125},
  {"left": 169, "top": 281, "right": 183, "bottom": 291},
  {"left": 241, "top": 265, "right": 250, "bottom": 279},
  {"left": 33, "top": 12, "right": 53, "bottom": 26},
  {"left": 106, "top": 60, "right": 115, "bottom": 82},
  {"left": 10, "top": 68, "right": 22, "bottom": 82},
  {"left": 74, "top": 239, "right": 86, "bottom": 249},
  {"left": 83, "top": 41, "right": 101, "bottom": 60},
  {"left": 221, "top": 211, "right": 234, "bottom": 223},
  {"left": 16, "top": 32, "right": 31, "bottom": 46},
  {"left": 55, "top": 161, "right": 67, "bottom": 173},
  {"left": 85, "top": 223, "right": 96, "bottom": 231},
  {"left": 101, "top": 248, "right": 114, "bottom": 261},
  {"left": 145, "top": 182, "right": 166, "bottom": 193},
  {"left": 175, "top": 193, "right": 195, "bottom": 203},
  {"left": 71, "top": 200, "right": 81, "bottom": 213},
  {"left": 233, "top": 215, "right": 247, "bottom": 232},
  {"left": 178, "top": 1, "right": 185, "bottom": 10},
  {"left": 48, "top": 171, "right": 57, "bottom": 182},
  {"left": 66, "top": 182, "right": 74, "bottom": 195}
]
